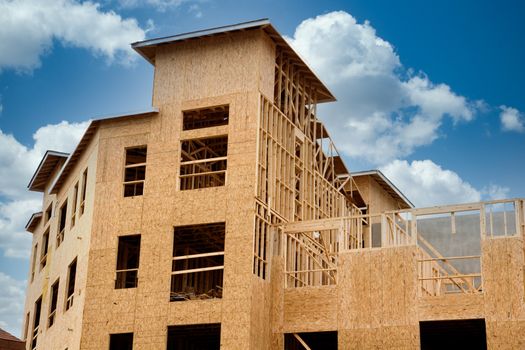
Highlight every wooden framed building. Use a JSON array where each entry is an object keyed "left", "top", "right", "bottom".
[{"left": 22, "top": 19, "right": 525, "bottom": 349}]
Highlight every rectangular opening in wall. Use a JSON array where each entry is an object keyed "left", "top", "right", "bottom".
[
  {"left": 167, "top": 324, "right": 220, "bottom": 350},
  {"left": 180, "top": 136, "right": 227, "bottom": 190},
  {"left": 80, "top": 168, "right": 88, "bottom": 216},
  {"left": 57, "top": 200, "right": 67, "bottom": 247},
  {"left": 183, "top": 105, "right": 229, "bottom": 131},
  {"left": 284, "top": 331, "right": 337, "bottom": 350},
  {"left": 171, "top": 223, "right": 224, "bottom": 301},
  {"left": 115, "top": 235, "right": 141, "bottom": 289},
  {"left": 31, "top": 296, "right": 42, "bottom": 350},
  {"left": 23, "top": 312, "right": 30, "bottom": 340},
  {"left": 40, "top": 229, "right": 49, "bottom": 270},
  {"left": 420, "top": 319, "right": 486, "bottom": 350},
  {"left": 65, "top": 258, "right": 77, "bottom": 311},
  {"left": 71, "top": 181, "right": 79, "bottom": 227},
  {"left": 253, "top": 203, "right": 270, "bottom": 279},
  {"left": 109, "top": 333, "right": 133, "bottom": 350},
  {"left": 44, "top": 203, "right": 53, "bottom": 224},
  {"left": 48, "top": 278, "right": 59, "bottom": 328},
  {"left": 31, "top": 243, "right": 38, "bottom": 282},
  {"left": 124, "top": 147, "right": 147, "bottom": 197}
]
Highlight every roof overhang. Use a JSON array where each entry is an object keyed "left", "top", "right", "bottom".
[
  {"left": 28, "top": 151, "right": 69, "bottom": 192},
  {"left": 131, "top": 19, "right": 335, "bottom": 103},
  {"left": 25, "top": 212, "right": 42, "bottom": 233},
  {"left": 49, "top": 109, "right": 159, "bottom": 194},
  {"left": 352, "top": 170, "right": 414, "bottom": 209}
]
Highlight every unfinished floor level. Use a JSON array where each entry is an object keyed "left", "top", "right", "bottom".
[{"left": 22, "top": 19, "right": 525, "bottom": 350}]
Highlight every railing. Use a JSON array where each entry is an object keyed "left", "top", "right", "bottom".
[
  {"left": 56, "top": 228, "right": 65, "bottom": 247},
  {"left": 170, "top": 251, "right": 224, "bottom": 301},
  {"left": 280, "top": 198, "right": 524, "bottom": 289},
  {"left": 31, "top": 325, "right": 38, "bottom": 349},
  {"left": 48, "top": 310, "right": 56, "bottom": 328},
  {"left": 65, "top": 294, "right": 74, "bottom": 310},
  {"left": 115, "top": 268, "right": 139, "bottom": 289},
  {"left": 179, "top": 157, "right": 227, "bottom": 190}
]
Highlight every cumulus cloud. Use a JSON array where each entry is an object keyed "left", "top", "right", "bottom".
[
  {"left": 117, "top": 0, "right": 187, "bottom": 11},
  {"left": 287, "top": 11, "right": 480, "bottom": 164},
  {"left": 380, "top": 159, "right": 512, "bottom": 207},
  {"left": 0, "top": 272, "right": 26, "bottom": 336},
  {"left": 381, "top": 159, "right": 481, "bottom": 207},
  {"left": 499, "top": 105, "right": 524, "bottom": 133},
  {"left": 0, "top": 0, "right": 149, "bottom": 72},
  {"left": 0, "top": 121, "right": 89, "bottom": 258}
]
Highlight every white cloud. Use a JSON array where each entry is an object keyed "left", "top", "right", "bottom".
[
  {"left": 500, "top": 105, "right": 524, "bottom": 133},
  {"left": 481, "top": 184, "right": 510, "bottom": 201},
  {"left": 0, "top": 121, "right": 88, "bottom": 258},
  {"left": 381, "top": 159, "right": 482, "bottom": 207},
  {"left": 117, "top": 0, "right": 187, "bottom": 11},
  {"left": 287, "top": 11, "right": 479, "bottom": 164},
  {"left": 0, "top": 0, "right": 149, "bottom": 72},
  {"left": 0, "top": 272, "right": 26, "bottom": 337}
]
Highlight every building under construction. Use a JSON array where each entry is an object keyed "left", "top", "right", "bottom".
[{"left": 22, "top": 19, "right": 525, "bottom": 349}]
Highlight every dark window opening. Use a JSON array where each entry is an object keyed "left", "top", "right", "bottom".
[
  {"left": 31, "top": 296, "right": 42, "bottom": 350},
  {"left": 71, "top": 182, "right": 79, "bottom": 227},
  {"left": 44, "top": 203, "right": 53, "bottom": 224},
  {"left": 115, "top": 235, "right": 141, "bottom": 289},
  {"left": 171, "top": 223, "right": 224, "bottom": 301},
  {"left": 183, "top": 105, "right": 229, "bottom": 131},
  {"left": 180, "top": 136, "right": 227, "bottom": 190},
  {"left": 31, "top": 243, "right": 38, "bottom": 282},
  {"left": 48, "top": 279, "right": 59, "bottom": 328},
  {"left": 80, "top": 168, "right": 88, "bottom": 215},
  {"left": 57, "top": 200, "right": 67, "bottom": 247},
  {"left": 420, "top": 319, "right": 487, "bottom": 350},
  {"left": 40, "top": 229, "right": 50, "bottom": 270},
  {"left": 124, "top": 147, "right": 147, "bottom": 197},
  {"left": 284, "top": 331, "right": 337, "bottom": 350},
  {"left": 110, "top": 333, "right": 133, "bottom": 350},
  {"left": 65, "top": 258, "right": 77, "bottom": 311},
  {"left": 167, "top": 324, "right": 220, "bottom": 350}
]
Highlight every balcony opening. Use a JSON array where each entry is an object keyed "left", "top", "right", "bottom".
[
  {"left": 420, "top": 319, "right": 486, "bottom": 350},
  {"left": 115, "top": 235, "right": 141, "bottom": 289},
  {"left": 284, "top": 331, "right": 337, "bottom": 350},
  {"left": 109, "top": 333, "right": 133, "bottom": 350},
  {"left": 57, "top": 200, "right": 67, "bottom": 247},
  {"left": 170, "top": 223, "right": 224, "bottom": 301},
  {"left": 80, "top": 168, "right": 88, "bottom": 216},
  {"left": 183, "top": 105, "right": 229, "bottom": 131},
  {"left": 31, "top": 296, "right": 42, "bottom": 350},
  {"left": 180, "top": 136, "right": 227, "bottom": 190},
  {"left": 65, "top": 258, "right": 77, "bottom": 311},
  {"left": 40, "top": 229, "right": 49, "bottom": 270},
  {"left": 167, "top": 324, "right": 220, "bottom": 350},
  {"left": 48, "top": 279, "right": 59, "bottom": 328},
  {"left": 124, "top": 146, "right": 147, "bottom": 197},
  {"left": 44, "top": 202, "right": 53, "bottom": 224}
]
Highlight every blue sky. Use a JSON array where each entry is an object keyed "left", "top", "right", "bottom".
[{"left": 0, "top": 0, "right": 523, "bottom": 336}]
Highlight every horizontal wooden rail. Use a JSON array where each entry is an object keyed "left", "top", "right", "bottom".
[
  {"left": 172, "top": 251, "right": 224, "bottom": 260},
  {"left": 171, "top": 265, "right": 224, "bottom": 275}
]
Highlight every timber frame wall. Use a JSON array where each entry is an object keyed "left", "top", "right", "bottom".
[{"left": 21, "top": 21, "right": 525, "bottom": 350}]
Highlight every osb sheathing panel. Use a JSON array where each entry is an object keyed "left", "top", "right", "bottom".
[
  {"left": 152, "top": 29, "right": 275, "bottom": 107},
  {"left": 270, "top": 257, "right": 285, "bottom": 350},
  {"left": 23, "top": 132, "right": 99, "bottom": 350},
  {"left": 282, "top": 286, "right": 338, "bottom": 332},
  {"left": 250, "top": 277, "right": 272, "bottom": 350},
  {"left": 418, "top": 294, "right": 485, "bottom": 321},
  {"left": 483, "top": 236, "right": 525, "bottom": 321},
  {"left": 337, "top": 246, "right": 419, "bottom": 349},
  {"left": 369, "top": 176, "right": 403, "bottom": 213},
  {"left": 486, "top": 320, "right": 525, "bottom": 350}
]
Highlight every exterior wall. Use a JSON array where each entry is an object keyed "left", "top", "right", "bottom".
[
  {"left": 354, "top": 175, "right": 402, "bottom": 214},
  {"left": 22, "top": 134, "right": 99, "bottom": 350},
  {"left": 79, "top": 29, "right": 276, "bottom": 349}
]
